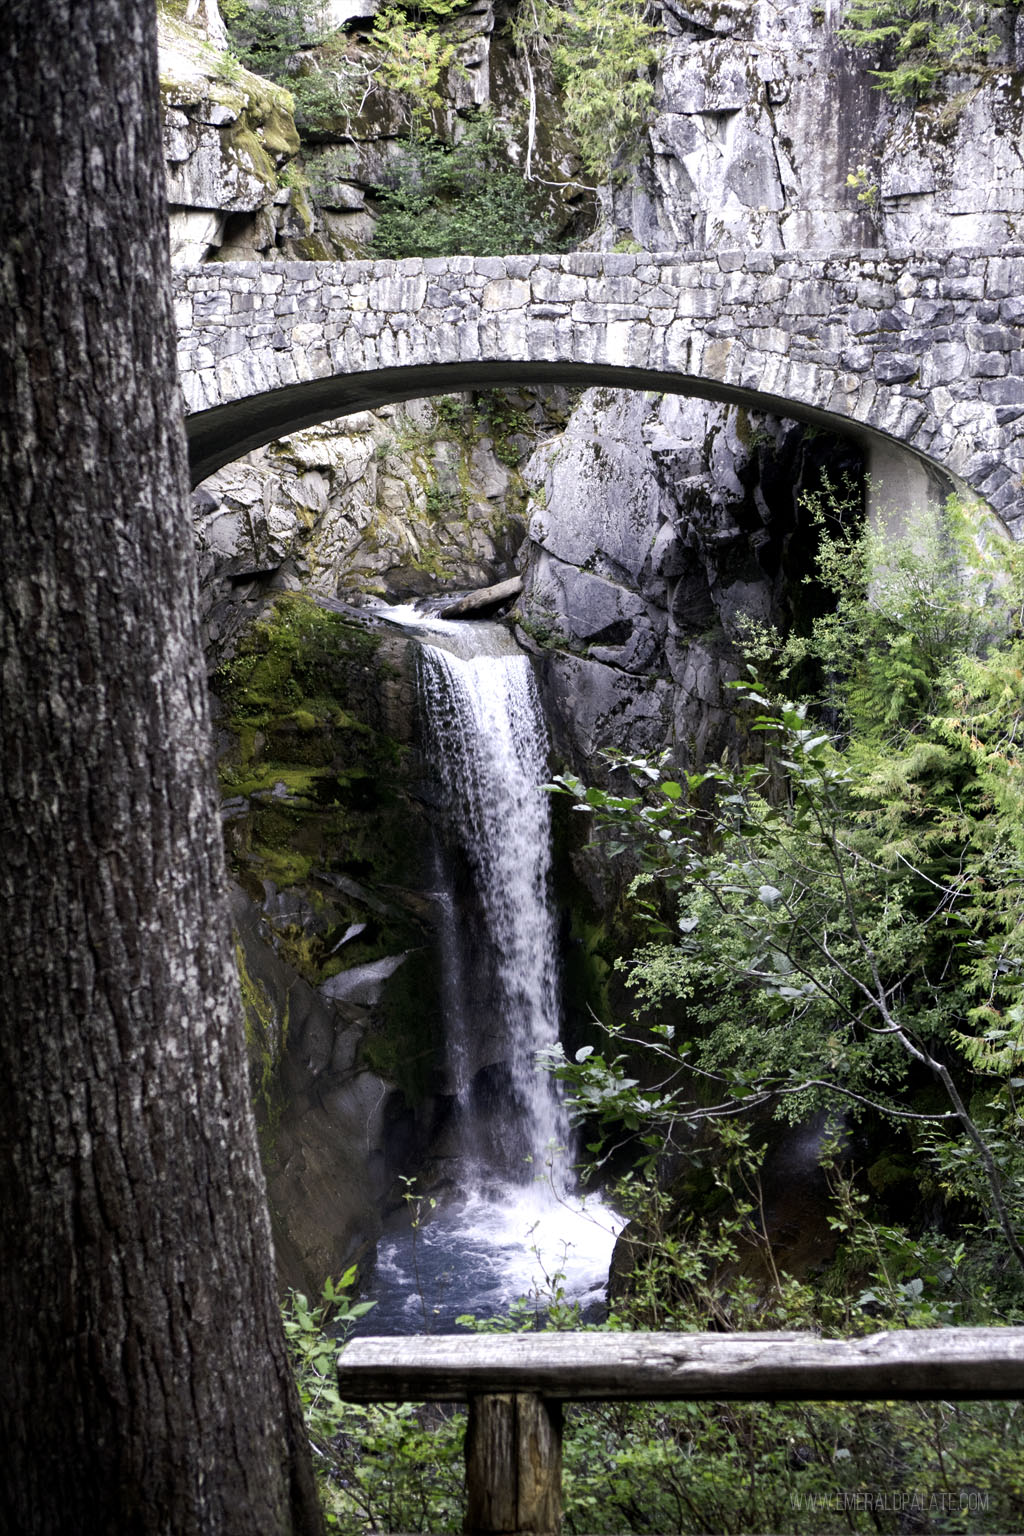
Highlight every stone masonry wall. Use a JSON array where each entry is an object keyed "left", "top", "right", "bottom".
[{"left": 177, "top": 250, "right": 1024, "bottom": 533}]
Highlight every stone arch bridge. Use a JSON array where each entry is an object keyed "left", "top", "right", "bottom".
[{"left": 175, "top": 249, "right": 1024, "bottom": 536}]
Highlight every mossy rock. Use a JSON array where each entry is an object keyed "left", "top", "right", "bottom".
[{"left": 359, "top": 948, "right": 444, "bottom": 1108}]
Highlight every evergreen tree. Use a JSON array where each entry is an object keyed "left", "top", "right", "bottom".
[{"left": 0, "top": 3, "right": 321, "bottom": 1529}]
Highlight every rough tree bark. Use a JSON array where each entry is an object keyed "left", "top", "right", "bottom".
[{"left": 0, "top": 3, "right": 323, "bottom": 1532}]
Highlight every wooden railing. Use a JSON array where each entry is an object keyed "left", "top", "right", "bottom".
[{"left": 337, "top": 1329, "right": 1024, "bottom": 1536}]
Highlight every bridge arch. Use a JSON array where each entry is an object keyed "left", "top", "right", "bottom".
[{"left": 175, "top": 252, "right": 1024, "bottom": 535}]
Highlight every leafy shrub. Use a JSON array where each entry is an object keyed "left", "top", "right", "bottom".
[
  {"left": 513, "top": 0, "right": 661, "bottom": 183},
  {"left": 221, "top": 0, "right": 356, "bottom": 133},
  {"left": 221, "top": 0, "right": 330, "bottom": 76},
  {"left": 369, "top": 0, "right": 461, "bottom": 127},
  {"left": 372, "top": 115, "right": 557, "bottom": 258}
]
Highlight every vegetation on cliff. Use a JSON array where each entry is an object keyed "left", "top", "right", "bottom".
[
  {"left": 215, "top": 595, "right": 430, "bottom": 981},
  {"left": 217, "top": 0, "right": 661, "bottom": 250},
  {"left": 548, "top": 500, "right": 1024, "bottom": 1294},
  {"left": 840, "top": 0, "right": 1012, "bottom": 98}
]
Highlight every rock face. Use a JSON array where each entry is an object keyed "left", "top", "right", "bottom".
[
  {"left": 192, "top": 388, "right": 572, "bottom": 658},
  {"left": 519, "top": 390, "right": 863, "bottom": 768},
  {"left": 160, "top": 13, "right": 316, "bottom": 264},
  {"left": 609, "top": 0, "right": 1024, "bottom": 255}
]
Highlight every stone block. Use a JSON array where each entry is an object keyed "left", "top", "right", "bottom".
[
  {"left": 970, "top": 353, "right": 1010, "bottom": 378},
  {"left": 874, "top": 352, "right": 919, "bottom": 384},
  {"left": 721, "top": 272, "right": 760, "bottom": 305},
  {"left": 752, "top": 326, "right": 790, "bottom": 355},
  {"left": 855, "top": 280, "right": 897, "bottom": 310},
  {"left": 369, "top": 274, "right": 428, "bottom": 311},
  {"left": 481, "top": 277, "right": 531, "bottom": 310},
  {"left": 840, "top": 345, "right": 873, "bottom": 373},
  {"left": 874, "top": 308, "right": 911, "bottom": 332},
  {"left": 561, "top": 252, "right": 605, "bottom": 276},
  {"left": 587, "top": 274, "right": 644, "bottom": 305},
  {"left": 444, "top": 255, "right": 477, "bottom": 276},
  {"left": 504, "top": 256, "right": 538, "bottom": 279},
  {"left": 675, "top": 287, "right": 721, "bottom": 319},
  {"left": 943, "top": 275, "right": 985, "bottom": 300},
  {"left": 967, "top": 324, "right": 1016, "bottom": 352},
  {"left": 918, "top": 343, "right": 969, "bottom": 387},
  {"left": 985, "top": 259, "right": 1022, "bottom": 300},
  {"left": 531, "top": 269, "right": 586, "bottom": 302},
  {"left": 910, "top": 300, "right": 955, "bottom": 327},
  {"left": 848, "top": 309, "right": 880, "bottom": 336},
  {"left": 978, "top": 465, "right": 1013, "bottom": 498},
  {"left": 474, "top": 257, "right": 507, "bottom": 280},
  {"left": 601, "top": 253, "right": 639, "bottom": 276}
]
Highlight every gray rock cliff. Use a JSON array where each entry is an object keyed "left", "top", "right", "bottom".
[{"left": 514, "top": 0, "right": 1024, "bottom": 772}]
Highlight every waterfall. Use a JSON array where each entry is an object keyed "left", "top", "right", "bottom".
[
  {"left": 415, "top": 619, "right": 568, "bottom": 1188},
  {"left": 363, "top": 605, "right": 622, "bottom": 1333}
]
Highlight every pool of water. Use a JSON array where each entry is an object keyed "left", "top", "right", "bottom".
[{"left": 359, "top": 1181, "right": 624, "bottom": 1334}]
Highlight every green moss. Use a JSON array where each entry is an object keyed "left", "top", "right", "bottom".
[
  {"left": 293, "top": 234, "right": 335, "bottom": 260},
  {"left": 254, "top": 846, "right": 315, "bottom": 887},
  {"left": 221, "top": 121, "right": 278, "bottom": 187},
  {"left": 223, "top": 764, "right": 321, "bottom": 798},
  {"left": 236, "top": 939, "right": 288, "bottom": 1128},
  {"left": 867, "top": 1150, "right": 917, "bottom": 1193},
  {"left": 216, "top": 594, "right": 382, "bottom": 746},
  {"left": 261, "top": 103, "right": 301, "bottom": 157},
  {"left": 217, "top": 597, "right": 426, "bottom": 909}
]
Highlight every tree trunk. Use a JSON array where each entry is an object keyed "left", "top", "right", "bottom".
[{"left": 0, "top": 3, "right": 323, "bottom": 1532}]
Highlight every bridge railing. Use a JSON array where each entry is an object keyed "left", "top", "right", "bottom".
[{"left": 337, "top": 1327, "right": 1024, "bottom": 1535}]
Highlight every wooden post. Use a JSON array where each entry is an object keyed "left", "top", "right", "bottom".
[{"left": 464, "top": 1392, "right": 562, "bottom": 1536}]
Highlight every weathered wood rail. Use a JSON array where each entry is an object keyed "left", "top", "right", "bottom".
[{"left": 337, "top": 1329, "right": 1024, "bottom": 1535}]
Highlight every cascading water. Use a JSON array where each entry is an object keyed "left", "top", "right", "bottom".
[
  {"left": 363, "top": 606, "right": 622, "bottom": 1332},
  {"left": 419, "top": 618, "right": 568, "bottom": 1186}
]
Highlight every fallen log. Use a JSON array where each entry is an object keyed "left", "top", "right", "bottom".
[{"left": 438, "top": 576, "right": 523, "bottom": 619}]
